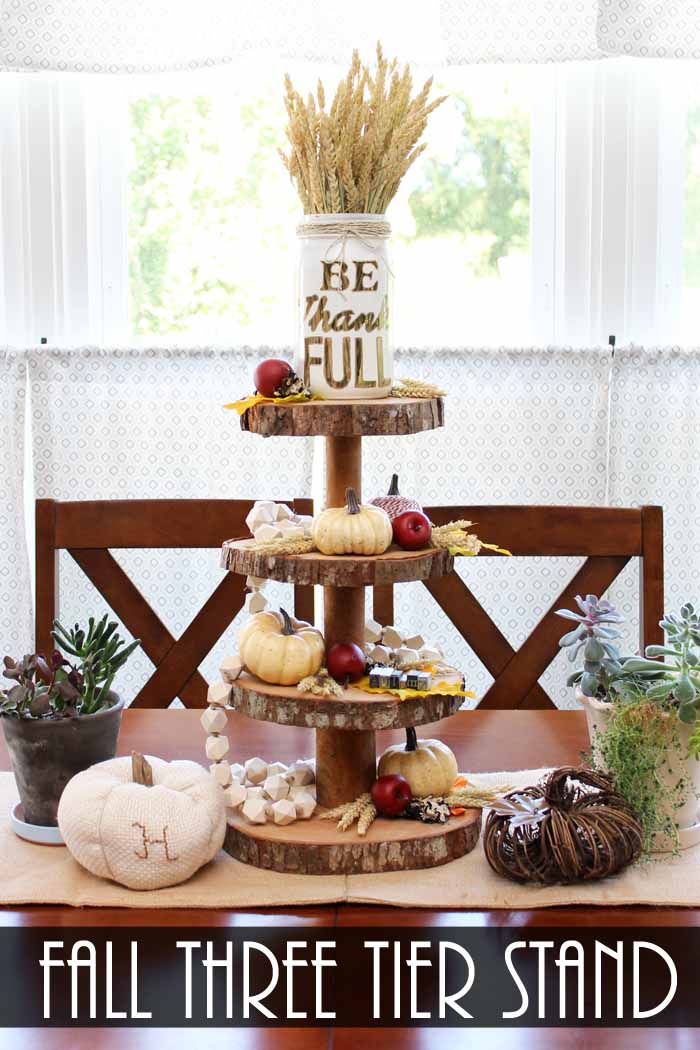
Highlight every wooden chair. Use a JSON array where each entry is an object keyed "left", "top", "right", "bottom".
[
  {"left": 35, "top": 498, "right": 313, "bottom": 709},
  {"left": 372, "top": 505, "right": 664, "bottom": 710}
]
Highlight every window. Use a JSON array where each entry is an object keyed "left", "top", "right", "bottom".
[
  {"left": 126, "top": 63, "right": 537, "bottom": 347},
  {"left": 0, "top": 59, "right": 698, "bottom": 349},
  {"left": 683, "top": 66, "right": 700, "bottom": 342}
]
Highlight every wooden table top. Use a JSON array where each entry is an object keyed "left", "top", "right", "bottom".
[{"left": 0, "top": 708, "right": 693, "bottom": 1049}]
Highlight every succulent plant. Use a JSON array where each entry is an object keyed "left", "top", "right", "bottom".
[
  {"left": 556, "top": 594, "right": 627, "bottom": 698},
  {"left": 623, "top": 603, "right": 700, "bottom": 725},
  {"left": 1, "top": 615, "right": 139, "bottom": 719}
]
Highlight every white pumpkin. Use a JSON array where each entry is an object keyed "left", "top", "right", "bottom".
[
  {"left": 312, "top": 487, "right": 392, "bottom": 556},
  {"left": 238, "top": 608, "right": 324, "bottom": 685},
  {"left": 57, "top": 753, "right": 226, "bottom": 890},
  {"left": 377, "top": 728, "right": 458, "bottom": 797}
]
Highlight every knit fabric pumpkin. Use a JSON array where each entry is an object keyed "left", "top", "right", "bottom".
[
  {"left": 58, "top": 754, "right": 226, "bottom": 890},
  {"left": 369, "top": 474, "right": 422, "bottom": 521}
]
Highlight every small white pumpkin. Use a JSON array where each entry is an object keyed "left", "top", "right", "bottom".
[
  {"left": 58, "top": 753, "right": 226, "bottom": 890},
  {"left": 312, "top": 487, "right": 392, "bottom": 556},
  {"left": 377, "top": 728, "right": 458, "bottom": 797},
  {"left": 238, "top": 608, "right": 324, "bottom": 685}
]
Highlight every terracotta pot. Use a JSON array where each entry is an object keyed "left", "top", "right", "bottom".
[
  {"left": 2, "top": 693, "right": 124, "bottom": 827},
  {"left": 577, "top": 686, "right": 700, "bottom": 851}
]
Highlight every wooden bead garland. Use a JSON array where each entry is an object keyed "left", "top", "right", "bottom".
[
  {"left": 483, "top": 766, "right": 644, "bottom": 885},
  {"left": 202, "top": 678, "right": 317, "bottom": 825}
]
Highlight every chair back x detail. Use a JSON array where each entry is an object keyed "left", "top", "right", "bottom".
[
  {"left": 35, "top": 499, "right": 313, "bottom": 709},
  {"left": 372, "top": 504, "right": 664, "bottom": 710},
  {"left": 36, "top": 500, "right": 663, "bottom": 711}
]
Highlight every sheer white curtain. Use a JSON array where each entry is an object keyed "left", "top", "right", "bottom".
[
  {"left": 0, "top": 1, "right": 605, "bottom": 72},
  {"left": 2, "top": 342, "right": 691, "bottom": 708},
  {"left": 368, "top": 345, "right": 700, "bottom": 707},
  {"left": 0, "top": 350, "right": 32, "bottom": 657},
  {"left": 4, "top": 0, "right": 700, "bottom": 72},
  {"left": 597, "top": 1, "right": 700, "bottom": 59},
  {"left": 27, "top": 346, "right": 314, "bottom": 699}
]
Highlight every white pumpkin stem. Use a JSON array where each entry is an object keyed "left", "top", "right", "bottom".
[
  {"left": 388, "top": 474, "right": 400, "bottom": 496},
  {"left": 405, "top": 727, "right": 418, "bottom": 752},
  {"left": 132, "top": 751, "right": 154, "bottom": 786},
  {"left": 345, "top": 487, "right": 361, "bottom": 515},
  {"left": 279, "top": 608, "right": 295, "bottom": 636}
]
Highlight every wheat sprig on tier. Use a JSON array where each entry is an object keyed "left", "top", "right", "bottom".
[
  {"left": 281, "top": 43, "right": 446, "bottom": 214},
  {"left": 391, "top": 378, "right": 447, "bottom": 398},
  {"left": 319, "top": 792, "right": 377, "bottom": 835},
  {"left": 443, "top": 786, "right": 513, "bottom": 809},
  {"left": 249, "top": 536, "right": 316, "bottom": 555}
]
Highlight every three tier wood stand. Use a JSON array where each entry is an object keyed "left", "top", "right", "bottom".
[{"left": 221, "top": 396, "right": 481, "bottom": 875}]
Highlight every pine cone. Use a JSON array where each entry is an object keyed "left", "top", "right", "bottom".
[{"left": 274, "top": 370, "right": 310, "bottom": 398}]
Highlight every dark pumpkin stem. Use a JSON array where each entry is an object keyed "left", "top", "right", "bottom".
[
  {"left": 279, "top": 608, "right": 295, "bottom": 636},
  {"left": 405, "top": 726, "right": 418, "bottom": 751},
  {"left": 388, "top": 474, "right": 400, "bottom": 496},
  {"left": 132, "top": 751, "right": 153, "bottom": 786},
  {"left": 346, "top": 487, "right": 361, "bottom": 515}
]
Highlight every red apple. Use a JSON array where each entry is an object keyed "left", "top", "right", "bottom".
[
  {"left": 254, "top": 358, "right": 292, "bottom": 397},
  {"left": 371, "top": 774, "right": 412, "bottom": 816},
  {"left": 326, "top": 641, "right": 366, "bottom": 683},
  {"left": 392, "top": 510, "right": 432, "bottom": 550}
]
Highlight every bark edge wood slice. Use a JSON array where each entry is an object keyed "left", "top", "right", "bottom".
[
  {"left": 231, "top": 673, "right": 464, "bottom": 730},
  {"left": 221, "top": 539, "right": 454, "bottom": 587},
  {"left": 224, "top": 806, "right": 481, "bottom": 874},
  {"left": 241, "top": 396, "right": 444, "bottom": 437}
]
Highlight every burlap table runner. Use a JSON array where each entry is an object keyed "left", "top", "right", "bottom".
[{"left": 0, "top": 771, "right": 697, "bottom": 909}]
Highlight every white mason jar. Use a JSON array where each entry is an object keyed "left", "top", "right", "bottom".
[{"left": 295, "top": 213, "right": 392, "bottom": 399}]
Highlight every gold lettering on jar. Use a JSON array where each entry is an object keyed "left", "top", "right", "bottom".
[
  {"left": 305, "top": 295, "right": 389, "bottom": 335},
  {"left": 324, "top": 336, "right": 351, "bottom": 388},
  {"left": 321, "top": 260, "right": 349, "bottom": 291},
  {"left": 376, "top": 336, "right": 386, "bottom": 386},
  {"left": 354, "top": 338, "right": 377, "bottom": 389},
  {"left": 331, "top": 310, "right": 354, "bottom": 332},
  {"left": 353, "top": 260, "right": 379, "bottom": 292},
  {"left": 303, "top": 336, "right": 324, "bottom": 388}
]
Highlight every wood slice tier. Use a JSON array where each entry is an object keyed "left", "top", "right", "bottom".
[
  {"left": 225, "top": 806, "right": 481, "bottom": 875},
  {"left": 230, "top": 673, "right": 464, "bottom": 731},
  {"left": 221, "top": 538, "right": 453, "bottom": 587},
  {"left": 241, "top": 396, "right": 444, "bottom": 438}
]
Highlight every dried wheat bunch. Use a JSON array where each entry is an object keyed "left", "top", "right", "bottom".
[
  {"left": 443, "top": 786, "right": 513, "bottom": 809},
  {"left": 319, "top": 792, "right": 377, "bottom": 835},
  {"left": 430, "top": 521, "right": 482, "bottom": 556},
  {"left": 297, "top": 670, "right": 345, "bottom": 698},
  {"left": 249, "top": 537, "right": 316, "bottom": 556},
  {"left": 280, "top": 43, "right": 446, "bottom": 214},
  {"left": 391, "top": 377, "right": 447, "bottom": 398}
]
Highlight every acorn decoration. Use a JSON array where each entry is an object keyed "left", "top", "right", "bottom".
[{"left": 369, "top": 474, "right": 422, "bottom": 521}]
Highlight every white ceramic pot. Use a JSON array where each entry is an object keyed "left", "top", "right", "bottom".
[
  {"left": 577, "top": 686, "right": 700, "bottom": 851},
  {"left": 295, "top": 213, "right": 392, "bottom": 399}
]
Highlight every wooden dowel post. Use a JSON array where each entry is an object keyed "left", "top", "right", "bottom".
[
  {"left": 315, "top": 727, "right": 377, "bottom": 809},
  {"left": 325, "top": 436, "right": 361, "bottom": 504},
  {"left": 316, "top": 433, "right": 377, "bottom": 808}
]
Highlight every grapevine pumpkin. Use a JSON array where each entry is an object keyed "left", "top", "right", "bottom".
[
  {"left": 239, "top": 608, "right": 324, "bottom": 685},
  {"left": 58, "top": 753, "right": 226, "bottom": 890},
  {"left": 377, "top": 728, "right": 458, "bottom": 797},
  {"left": 370, "top": 474, "right": 422, "bottom": 520},
  {"left": 312, "top": 487, "right": 392, "bottom": 556}
]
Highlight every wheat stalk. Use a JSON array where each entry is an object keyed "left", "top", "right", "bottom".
[{"left": 281, "top": 42, "right": 445, "bottom": 214}]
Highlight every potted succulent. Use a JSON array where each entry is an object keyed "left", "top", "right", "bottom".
[
  {"left": 1, "top": 616, "right": 139, "bottom": 831},
  {"left": 557, "top": 596, "right": 700, "bottom": 852}
]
